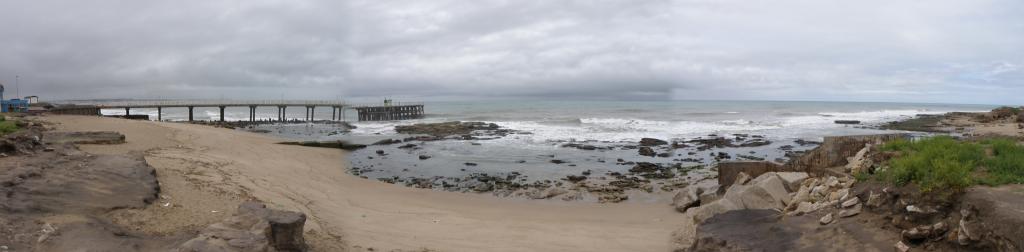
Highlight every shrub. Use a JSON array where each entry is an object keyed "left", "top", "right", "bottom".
[
  {"left": 880, "top": 136, "right": 983, "bottom": 192},
  {"left": 0, "top": 120, "right": 17, "bottom": 135}
]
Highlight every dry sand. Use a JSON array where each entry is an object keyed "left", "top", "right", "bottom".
[{"left": 38, "top": 115, "right": 687, "bottom": 252}]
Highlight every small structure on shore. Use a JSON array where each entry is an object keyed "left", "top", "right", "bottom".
[{"left": 0, "top": 84, "right": 30, "bottom": 113}]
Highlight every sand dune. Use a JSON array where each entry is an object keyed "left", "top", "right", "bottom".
[{"left": 41, "top": 115, "right": 686, "bottom": 251}]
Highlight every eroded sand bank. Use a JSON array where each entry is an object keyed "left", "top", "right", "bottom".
[{"left": 40, "top": 115, "right": 687, "bottom": 251}]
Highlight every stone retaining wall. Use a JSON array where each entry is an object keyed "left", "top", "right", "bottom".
[{"left": 783, "top": 133, "right": 908, "bottom": 176}]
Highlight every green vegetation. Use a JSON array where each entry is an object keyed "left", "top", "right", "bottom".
[
  {"left": 978, "top": 138, "right": 1024, "bottom": 185},
  {"left": 0, "top": 115, "right": 17, "bottom": 135},
  {"left": 879, "top": 136, "right": 1024, "bottom": 192},
  {"left": 0, "top": 122, "right": 13, "bottom": 135}
]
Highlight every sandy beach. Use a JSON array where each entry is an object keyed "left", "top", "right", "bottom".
[{"left": 38, "top": 115, "right": 688, "bottom": 251}]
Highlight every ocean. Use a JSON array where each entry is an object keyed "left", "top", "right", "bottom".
[
  {"left": 342, "top": 100, "right": 993, "bottom": 142},
  {"left": 99, "top": 100, "right": 996, "bottom": 199}
]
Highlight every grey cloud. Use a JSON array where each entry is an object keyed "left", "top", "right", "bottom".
[{"left": 0, "top": 0, "right": 1022, "bottom": 104}]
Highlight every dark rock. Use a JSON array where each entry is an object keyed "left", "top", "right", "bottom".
[
  {"left": 42, "top": 131, "right": 126, "bottom": 145},
  {"left": 395, "top": 121, "right": 501, "bottom": 136},
  {"left": 397, "top": 143, "right": 418, "bottom": 149},
  {"left": 638, "top": 147, "right": 656, "bottom": 157},
  {"left": 657, "top": 152, "right": 671, "bottom": 158},
  {"left": 689, "top": 137, "right": 733, "bottom": 151},
  {"left": 375, "top": 150, "right": 386, "bottom": 155},
  {"left": 639, "top": 138, "right": 668, "bottom": 146},
  {"left": 630, "top": 162, "right": 661, "bottom": 173},
  {"left": 418, "top": 155, "right": 431, "bottom": 160},
  {"left": 736, "top": 139, "right": 771, "bottom": 147},
  {"left": 565, "top": 175, "right": 587, "bottom": 183},
  {"left": 464, "top": 162, "right": 478, "bottom": 166},
  {"left": 834, "top": 120, "right": 861, "bottom": 125},
  {"left": 550, "top": 159, "right": 567, "bottom": 164},
  {"left": 371, "top": 138, "right": 401, "bottom": 145}
]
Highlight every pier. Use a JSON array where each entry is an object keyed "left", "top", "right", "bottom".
[
  {"left": 352, "top": 103, "right": 424, "bottom": 121},
  {"left": 86, "top": 100, "right": 347, "bottom": 122}
]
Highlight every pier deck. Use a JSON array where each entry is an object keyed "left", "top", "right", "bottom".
[{"left": 85, "top": 100, "right": 347, "bottom": 122}]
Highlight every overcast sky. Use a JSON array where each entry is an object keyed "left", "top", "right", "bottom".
[{"left": 0, "top": 0, "right": 1021, "bottom": 104}]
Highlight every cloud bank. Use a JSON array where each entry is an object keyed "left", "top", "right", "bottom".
[{"left": 0, "top": 0, "right": 1021, "bottom": 104}]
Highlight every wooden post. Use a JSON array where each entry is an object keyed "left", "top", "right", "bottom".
[
  {"left": 157, "top": 107, "right": 162, "bottom": 121},
  {"left": 219, "top": 106, "right": 226, "bottom": 122},
  {"left": 188, "top": 106, "right": 194, "bottom": 122}
]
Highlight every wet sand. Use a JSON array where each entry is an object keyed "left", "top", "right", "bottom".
[{"left": 39, "top": 115, "right": 688, "bottom": 251}]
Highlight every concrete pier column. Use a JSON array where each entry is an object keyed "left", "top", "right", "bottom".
[
  {"left": 157, "top": 107, "right": 162, "bottom": 121},
  {"left": 219, "top": 106, "right": 226, "bottom": 122},
  {"left": 250, "top": 106, "right": 256, "bottom": 122},
  {"left": 188, "top": 106, "right": 194, "bottom": 122},
  {"left": 125, "top": 107, "right": 130, "bottom": 116},
  {"left": 282, "top": 106, "right": 287, "bottom": 121},
  {"left": 331, "top": 107, "right": 336, "bottom": 121}
]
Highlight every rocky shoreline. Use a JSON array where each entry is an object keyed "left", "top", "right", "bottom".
[
  {"left": 344, "top": 121, "right": 822, "bottom": 203},
  {"left": 669, "top": 107, "right": 1024, "bottom": 251}
]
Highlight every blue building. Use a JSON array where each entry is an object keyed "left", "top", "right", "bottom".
[{"left": 0, "top": 84, "right": 29, "bottom": 113}]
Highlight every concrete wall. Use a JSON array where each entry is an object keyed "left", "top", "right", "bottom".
[
  {"left": 717, "top": 161, "right": 784, "bottom": 188},
  {"left": 715, "top": 134, "right": 908, "bottom": 189}
]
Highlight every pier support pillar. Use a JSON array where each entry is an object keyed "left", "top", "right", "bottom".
[
  {"left": 331, "top": 107, "right": 336, "bottom": 121},
  {"left": 219, "top": 106, "right": 226, "bottom": 122},
  {"left": 282, "top": 106, "right": 287, "bottom": 121},
  {"left": 188, "top": 106, "right": 194, "bottom": 122},
  {"left": 250, "top": 106, "right": 256, "bottom": 122},
  {"left": 125, "top": 107, "right": 130, "bottom": 116},
  {"left": 157, "top": 107, "right": 162, "bottom": 121}
]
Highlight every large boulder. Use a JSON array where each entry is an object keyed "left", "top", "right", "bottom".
[
  {"left": 673, "top": 186, "right": 703, "bottom": 213},
  {"left": 844, "top": 145, "right": 873, "bottom": 175},
  {"left": 775, "top": 172, "right": 809, "bottom": 192},
  {"left": 690, "top": 197, "right": 743, "bottom": 223},
  {"left": 690, "top": 172, "right": 793, "bottom": 223},
  {"left": 725, "top": 172, "right": 792, "bottom": 210},
  {"left": 178, "top": 201, "right": 307, "bottom": 252}
]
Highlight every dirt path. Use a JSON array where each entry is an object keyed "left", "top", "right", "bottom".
[{"left": 41, "top": 115, "right": 686, "bottom": 252}]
